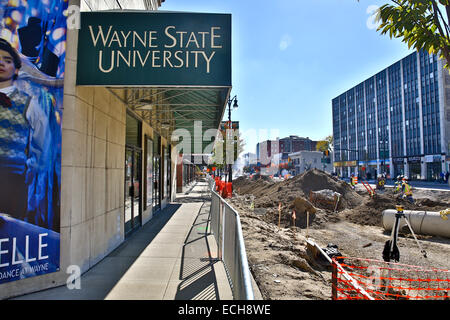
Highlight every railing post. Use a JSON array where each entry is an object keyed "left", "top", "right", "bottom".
[{"left": 221, "top": 200, "right": 225, "bottom": 261}]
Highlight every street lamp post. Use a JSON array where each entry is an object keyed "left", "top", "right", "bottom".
[
  {"left": 227, "top": 95, "right": 238, "bottom": 186},
  {"left": 379, "top": 130, "right": 388, "bottom": 177},
  {"left": 383, "top": 137, "right": 387, "bottom": 176}
]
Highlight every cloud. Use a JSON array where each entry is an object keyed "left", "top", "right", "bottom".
[{"left": 279, "top": 34, "right": 292, "bottom": 51}]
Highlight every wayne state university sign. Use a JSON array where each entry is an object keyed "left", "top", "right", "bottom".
[{"left": 76, "top": 11, "right": 231, "bottom": 86}]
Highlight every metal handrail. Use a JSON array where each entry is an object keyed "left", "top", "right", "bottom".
[{"left": 207, "top": 176, "right": 254, "bottom": 300}]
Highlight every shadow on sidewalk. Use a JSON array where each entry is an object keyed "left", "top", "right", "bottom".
[
  {"left": 12, "top": 203, "right": 182, "bottom": 300},
  {"left": 175, "top": 196, "right": 210, "bottom": 203},
  {"left": 174, "top": 201, "right": 223, "bottom": 300}
]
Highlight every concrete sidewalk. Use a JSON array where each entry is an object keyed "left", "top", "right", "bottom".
[{"left": 12, "top": 181, "right": 233, "bottom": 300}]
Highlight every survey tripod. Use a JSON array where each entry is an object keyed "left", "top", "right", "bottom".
[{"left": 382, "top": 205, "right": 427, "bottom": 263}]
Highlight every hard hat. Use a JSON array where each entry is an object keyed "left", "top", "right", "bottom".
[{"left": 403, "top": 176, "right": 408, "bottom": 181}]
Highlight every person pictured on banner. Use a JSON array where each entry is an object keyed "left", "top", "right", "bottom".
[
  {"left": 0, "top": 38, "right": 57, "bottom": 230},
  {"left": 0, "top": 0, "right": 65, "bottom": 285}
]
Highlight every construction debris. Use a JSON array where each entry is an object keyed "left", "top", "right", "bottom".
[{"left": 227, "top": 169, "right": 450, "bottom": 300}]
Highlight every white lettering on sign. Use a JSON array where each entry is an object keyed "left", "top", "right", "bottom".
[
  {"left": 88, "top": 25, "right": 223, "bottom": 74},
  {"left": 0, "top": 233, "right": 49, "bottom": 268}
]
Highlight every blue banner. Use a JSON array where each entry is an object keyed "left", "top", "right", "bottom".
[{"left": 0, "top": 0, "right": 67, "bottom": 284}]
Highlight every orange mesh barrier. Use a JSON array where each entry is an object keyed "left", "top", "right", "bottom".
[{"left": 332, "top": 257, "right": 450, "bottom": 300}]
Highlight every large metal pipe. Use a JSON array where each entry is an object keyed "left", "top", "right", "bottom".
[{"left": 382, "top": 209, "right": 450, "bottom": 238}]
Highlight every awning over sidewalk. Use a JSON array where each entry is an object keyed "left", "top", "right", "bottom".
[{"left": 109, "top": 86, "right": 230, "bottom": 154}]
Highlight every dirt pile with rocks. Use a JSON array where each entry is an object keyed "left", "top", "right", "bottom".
[
  {"left": 233, "top": 175, "right": 275, "bottom": 197},
  {"left": 234, "top": 169, "right": 450, "bottom": 229},
  {"left": 234, "top": 169, "right": 363, "bottom": 211},
  {"left": 233, "top": 169, "right": 365, "bottom": 228},
  {"left": 344, "top": 188, "right": 450, "bottom": 227},
  {"left": 237, "top": 215, "right": 332, "bottom": 300}
]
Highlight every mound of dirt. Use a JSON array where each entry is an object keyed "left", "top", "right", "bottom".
[
  {"left": 233, "top": 175, "right": 276, "bottom": 197},
  {"left": 235, "top": 169, "right": 363, "bottom": 212},
  {"left": 416, "top": 198, "right": 449, "bottom": 210},
  {"left": 233, "top": 170, "right": 450, "bottom": 229},
  {"left": 342, "top": 192, "right": 436, "bottom": 227},
  {"left": 284, "top": 169, "right": 363, "bottom": 209}
]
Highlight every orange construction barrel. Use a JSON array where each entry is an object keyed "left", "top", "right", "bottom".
[
  {"left": 222, "top": 185, "right": 228, "bottom": 198},
  {"left": 226, "top": 182, "right": 232, "bottom": 198},
  {"left": 215, "top": 177, "right": 220, "bottom": 190}
]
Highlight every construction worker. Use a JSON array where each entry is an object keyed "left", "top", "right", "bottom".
[
  {"left": 401, "top": 176, "right": 414, "bottom": 203},
  {"left": 376, "top": 174, "right": 385, "bottom": 190},
  {"left": 350, "top": 174, "right": 356, "bottom": 189},
  {"left": 394, "top": 175, "right": 403, "bottom": 193}
]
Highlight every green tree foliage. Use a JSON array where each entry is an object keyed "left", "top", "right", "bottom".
[
  {"left": 316, "top": 135, "right": 333, "bottom": 152},
  {"left": 316, "top": 140, "right": 329, "bottom": 152},
  {"left": 209, "top": 130, "right": 245, "bottom": 169},
  {"left": 374, "top": 0, "right": 450, "bottom": 70},
  {"left": 325, "top": 135, "right": 333, "bottom": 149}
]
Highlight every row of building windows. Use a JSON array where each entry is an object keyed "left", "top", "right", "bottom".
[{"left": 333, "top": 50, "right": 443, "bottom": 162}]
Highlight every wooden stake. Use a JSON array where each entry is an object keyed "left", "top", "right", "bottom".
[
  {"left": 292, "top": 210, "right": 296, "bottom": 227},
  {"left": 306, "top": 211, "right": 310, "bottom": 238},
  {"left": 278, "top": 202, "right": 281, "bottom": 228}
]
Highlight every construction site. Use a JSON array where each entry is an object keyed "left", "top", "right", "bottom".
[{"left": 224, "top": 169, "right": 450, "bottom": 300}]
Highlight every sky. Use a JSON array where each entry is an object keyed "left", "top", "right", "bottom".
[{"left": 160, "top": 0, "right": 413, "bottom": 154}]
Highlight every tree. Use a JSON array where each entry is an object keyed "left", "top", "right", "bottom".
[
  {"left": 316, "top": 140, "right": 329, "bottom": 152},
  {"left": 374, "top": 0, "right": 450, "bottom": 70},
  {"left": 209, "top": 130, "right": 245, "bottom": 170},
  {"left": 316, "top": 135, "right": 333, "bottom": 152},
  {"left": 325, "top": 135, "right": 333, "bottom": 150}
]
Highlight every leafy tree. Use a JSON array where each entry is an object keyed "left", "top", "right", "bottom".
[
  {"left": 316, "top": 140, "right": 328, "bottom": 152},
  {"left": 374, "top": 0, "right": 450, "bottom": 70},
  {"left": 325, "top": 135, "right": 333, "bottom": 149},
  {"left": 209, "top": 130, "right": 245, "bottom": 169},
  {"left": 316, "top": 135, "right": 333, "bottom": 152}
]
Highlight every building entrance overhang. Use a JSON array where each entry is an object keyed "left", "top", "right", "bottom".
[{"left": 107, "top": 86, "right": 231, "bottom": 154}]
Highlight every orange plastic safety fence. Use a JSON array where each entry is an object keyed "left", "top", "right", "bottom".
[{"left": 332, "top": 257, "right": 450, "bottom": 300}]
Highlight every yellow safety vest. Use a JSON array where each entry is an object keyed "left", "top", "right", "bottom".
[{"left": 403, "top": 183, "right": 412, "bottom": 196}]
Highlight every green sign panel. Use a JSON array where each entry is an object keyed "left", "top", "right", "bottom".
[{"left": 76, "top": 11, "right": 231, "bottom": 86}]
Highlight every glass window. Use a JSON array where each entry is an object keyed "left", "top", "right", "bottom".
[
  {"left": 146, "top": 137, "right": 153, "bottom": 209},
  {"left": 126, "top": 113, "right": 141, "bottom": 147},
  {"left": 164, "top": 146, "right": 169, "bottom": 199}
]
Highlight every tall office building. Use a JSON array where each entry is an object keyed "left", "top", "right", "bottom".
[{"left": 332, "top": 50, "right": 450, "bottom": 181}]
